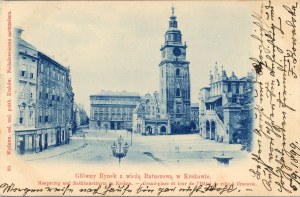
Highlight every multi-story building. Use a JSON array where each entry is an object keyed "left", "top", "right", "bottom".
[
  {"left": 199, "top": 62, "right": 253, "bottom": 144},
  {"left": 132, "top": 92, "right": 170, "bottom": 135},
  {"left": 74, "top": 103, "right": 89, "bottom": 127},
  {"left": 14, "top": 28, "right": 75, "bottom": 154},
  {"left": 35, "top": 51, "right": 74, "bottom": 151},
  {"left": 14, "top": 29, "right": 38, "bottom": 154},
  {"left": 159, "top": 7, "right": 191, "bottom": 127},
  {"left": 190, "top": 103, "right": 199, "bottom": 130},
  {"left": 89, "top": 91, "right": 140, "bottom": 130}
]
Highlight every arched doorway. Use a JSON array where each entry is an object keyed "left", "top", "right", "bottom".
[
  {"left": 205, "top": 120, "right": 210, "bottom": 139},
  {"left": 56, "top": 129, "right": 61, "bottom": 146},
  {"left": 211, "top": 121, "right": 216, "bottom": 140},
  {"left": 160, "top": 126, "right": 167, "bottom": 134},
  {"left": 146, "top": 126, "right": 152, "bottom": 135},
  {"left": 110, "top": 122, "right": 115, "bottom": 130},
  {"left": 117, "top": 122, "right": 121, "bottom": 130}
]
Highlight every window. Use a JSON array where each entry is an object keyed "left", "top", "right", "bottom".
[
  {"left": 176, "top": 87, "right": 181, "bottom": 97},
  {"left": 19, "top": 83, "right": 26, "bottom": 98},
  {"left": 176, "top": 105, "right": 182, "bottom": 114},
  {"left": 176, "top": 68, "right": 181, "bottom": 76},
  {"left": 40, "top": 63, "right": 44, "bottom": 73},
  {"left": 21, "top": 71, "right": 26, "bottom": 77},
  {"left": 236, "top": 83, "right": 240, "bottom": 94},
  {"left": 30, "top": 85, "right": 35, "bottom": 100},
  {"left": 45, "top": 109, "right": 49, "bottom": 123},
  {"left": 61, "top": 110, "right": 64, "bottom": 122},
  {"left": 46, "top": 87, "right": 49, "bottom": 99},
  {"left": 38, "top": 108, "right": 42, "bottom": 123},
  {"left": 56, "top": 109, "right": 59, "bottom": 123},
  {"left": 19, "top": 110, "right": 24, "bottom": 124},
  {"left": 29, "top": 110, "right": 34, "bottom": 125},
  {"left": 47, "top": 67, "right": 50, "bottom": 76}
]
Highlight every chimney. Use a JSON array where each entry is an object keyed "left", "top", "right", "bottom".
[{"left": 15, "top": 28, "right": 23, "bottom": 39}]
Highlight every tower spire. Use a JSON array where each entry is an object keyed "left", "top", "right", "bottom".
[
  {"left": 169, "top": 5, "right": 177, "bottom": 28},
  {"left": 172, "top": 5, "right": 175, "bottom": 16}
]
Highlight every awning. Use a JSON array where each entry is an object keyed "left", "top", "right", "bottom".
[{"left": 205, "top": 96, "right": 222, "bottom": 103}]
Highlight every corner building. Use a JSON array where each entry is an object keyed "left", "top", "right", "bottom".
[
  {"left": 159, "top": 7, "right": 191, "bottom": 126},
  {"left": 13, "top": 28, "right": 75, "bottom": 154}
]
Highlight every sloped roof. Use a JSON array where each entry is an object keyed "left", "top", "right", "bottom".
[
  {"left": 223, "top": 102, "right": 242, "bottom": 109},
  {"left": 205, "top": 95, "right": 222, "bottom": 103},
  {"left": 19, "top": 39, "right": 37, "bottom": 50}
]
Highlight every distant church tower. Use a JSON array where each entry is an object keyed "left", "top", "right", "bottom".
[{"left": 159, "top": 6, "right": 191, "bottom": 125}]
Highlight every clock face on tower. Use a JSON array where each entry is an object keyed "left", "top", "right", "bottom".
[{"left": 173, "top": 47, "right": 182, "bottom": 57}]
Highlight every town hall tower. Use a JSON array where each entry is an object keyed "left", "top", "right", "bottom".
[{"left": 159, "top": 7, "right": 191, "bottom": 126}]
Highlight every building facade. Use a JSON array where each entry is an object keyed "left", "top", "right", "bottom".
[
  {"left": 199, "top": 63, "right": 253, "bottom": 144},
  {"left": 159, "top": 7, "right": 191, "bottom": 126},
  {"left": 89, "top": 91, "right": 140, "bottom": 130},
  {"left": 74, "top": 103, "right": 89, "bottom": 127},
  {"left": 132, "top": 92, "right": 171, "bottom": 135},
  {"left": 14, "top": 29, "right": 75, "bottom": 154},
  {"left": 35, "top": 51, "right": 74, "bottom": 151},
  {"left": 190, "top": 103, "right": 199, "bottom": 131},
  {"left": 14, "top": 29, "right": 38, "bottom": 154}
]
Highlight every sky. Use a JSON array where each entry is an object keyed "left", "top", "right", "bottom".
[{"left": 7, "top": 1, "right": 256, "bottom": 114}]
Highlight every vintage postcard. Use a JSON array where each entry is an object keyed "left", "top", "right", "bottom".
[{"left": 0, "top": 0, "right": 299, "bottom": 196}]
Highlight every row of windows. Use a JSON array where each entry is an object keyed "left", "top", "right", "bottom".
[
  {"left": 18, "top": 106, "right": 71, "bottom": 126},
  {"left": 19, "top": 84, "right": 35, "bottom": 100},
  {"left": 19, "top": 110, "right": 34, "bottom": 125},
  {"left": 38, "top": 108, "right": 65, "bottom": 124},
  {"left": 40, "top": 63, "right": 66, "bottom": 83},
  {"left": 20, "top": 70, "right": 35, "bottom": 79},
  {"left": 92, "top": 107, "right": 134, "bottom": 112},
  {"left": 20, "top": 63, "right": 36, "bottom": 79},
  {"left": 39, "top": 92, "right": 63, "bottom": 101},
  {"left": 92, "top": 99, "right": 139, "bottom": 105},
  {"left": 165, "top": 33, "right": 181, "bottom": 42},
  {"left": 22, "top": 56, "right": 36, "bottom": 62}
]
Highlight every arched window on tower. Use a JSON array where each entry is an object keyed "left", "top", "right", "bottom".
[
  {"left": 176, "top": 105, "right": 182, "bottom": 114},
  {"left": 176, "top": 87, "right": 181, "bottom": 97},
  {"left": 176, "top": 68, "right": 181, "bottom": 76}
]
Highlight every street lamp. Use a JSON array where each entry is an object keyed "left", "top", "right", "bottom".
[{"left": 111, "top": 135, "right": 129, "bottom": 165}]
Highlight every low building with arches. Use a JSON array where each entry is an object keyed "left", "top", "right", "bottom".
[
  {"left": 199, "top": 63, "right": 253, "bottom": 144},
  {"left": 133, "top": 92, "right": 171, "bottom": 135}
]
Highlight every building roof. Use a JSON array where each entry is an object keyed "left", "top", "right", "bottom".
[
  {"left": 93, "top": 90, "right": 140, "bottom": 97},
  {"left": 19, "top": 39, "right": 37, "bottom": 51},
  {"left": 38, "top": 51, "right": 69, "bottom": 72},
  {"left": 223, "top": 102, "right": 242, "bottom": 109},
  {"left": 205, "top": 95, "right": 222, "bottom": 103}
]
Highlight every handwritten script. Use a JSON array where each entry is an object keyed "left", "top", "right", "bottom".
[
  {"left": 0, "top": 182, "right": 241, "bottom": 196},
  {"left": 250, "top": 0, "right": 299, "bottom": 193}
]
